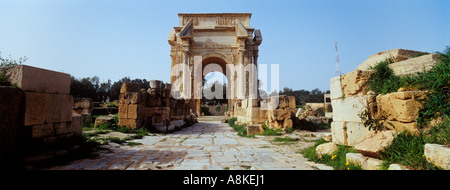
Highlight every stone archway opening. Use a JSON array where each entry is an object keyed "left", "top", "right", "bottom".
[{"left": 199, "top": 56, "right": 229, "bottom": 116}]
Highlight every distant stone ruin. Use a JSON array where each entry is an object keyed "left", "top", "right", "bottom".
[{"left": 118, "top": 80, "right": 197, "bottom": 133}]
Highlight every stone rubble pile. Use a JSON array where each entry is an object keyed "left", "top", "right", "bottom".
[{"left": 118, "top": 80, "right": 197, "bottom": 132}]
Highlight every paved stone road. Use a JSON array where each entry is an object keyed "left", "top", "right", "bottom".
[{"left": 51, "top": 117, "right": 332, "bottom": 170}]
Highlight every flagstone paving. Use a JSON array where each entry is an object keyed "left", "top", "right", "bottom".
[{"left": 50, "top": 117, "right": 332, "bottom": 170}]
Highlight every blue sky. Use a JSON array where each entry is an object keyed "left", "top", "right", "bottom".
[{"left": 0, "top": 0, "right": 449, "bottom": 91}]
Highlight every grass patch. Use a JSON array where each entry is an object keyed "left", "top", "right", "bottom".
[
  {"left": 380, "top": 122, "right": 448, "bottom": 170},
  {"left": 227, "top": 118, "right": 283, "bottom": 137},
  {"left": 299, "top": 139, "right": 362, "bottom": 170},
  {"left": 273, "top": 137, "right": 299, "bottom": 145},
  {"left": 126, "top": 142, "right": 142, "bottom": 146}
]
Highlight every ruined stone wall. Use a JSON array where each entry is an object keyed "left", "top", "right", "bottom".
[
  {"left": 118, "top": 80, "right": 196, "bottom": 132},
  {"left": 0, "top": 65, "right": 82, "bottom": 150},
  {"left": 232, "top": 95, "right": 296, "bottom": 130},
  {"left": 329, "top": 49, "right": 438, "bottom": 147}
]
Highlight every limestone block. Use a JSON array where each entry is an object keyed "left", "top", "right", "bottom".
[
  {"left": 424, "top": 144, "right": 450, "bottom": 170},
  {"left": 385, "top": 120, "right": 418, "bottom": 134},
  {"left": 331, "top": 95, "right": 375, "bottom": 123},
  {"left": 356, "top": 49, "right": 426, "bottom": 71},
  {"left": 305, "top": 103, "right": 325, "bottom": 111},
  {"left": 346, "top": 153, "right": 368, "bottom": 169},
  {"left": 354, "top": 130, "right": 395, "bottom": 158},
  {"left": 366, "top": 157, "right": 383, "bottom": 170},
  {"left": 50, "top": 93, "right": 73, "bottom": 123},
  {"left": 330, "top": 76, "right": 343, "bottom": 100},
  {"left": 127, "top": 104, "right": 146, "bottom": 120},
  {"left": 120, "top": 82, "right": 141, "bottom": 94},
  {"left": 71, "top": 114, "right": 83, "bottom": 136},
  {"left": 246, "top": 107, "right": 260, "bottom": 119},
  {"left": 24, "top": 92, "right": 73, "bottom": 126},
  {"left": 94, "top": 114, "right": 116, "bottom": 127},
  {"left": 247, "top": 98, "right": 259, "bottom": 108},
  {"left": 54, "top": 121, "right": 73, "bottom": 136},
  {"left": 73, "top": 98, "right": 93, "bottom": 109},
  {"left": 316, "top": 142, "right": 338, "bottom": 158},
  {"left": 346, "top": 122, "right": 372, "bottom": 146},
  {"left": 72, "top": 108, "right": 93, "bottom": 115},
  {"left": 288, "top": 96, "right": 296, "bottom": 109},
  {"left": 0, "top": 87, "right": 23, "bottom": 150},
  {"left": 278, "top": 95, "right": 290, "bottom": 109},
  {"left": 242, "top": 98, "right": 248, "bottom": 108},
  {"left": 376, "top": 91, "right": 425, "bottom": 123},
  {"left": 295, "top": 108, "right": 304, "bottom": 117},
  {"left": 0, "top": 65, "right": 71, "bottom": 94},
  {"left": 388, "top": 164, "right": 409, "bottom": 170},
  {"left": 283, "top": 118, "right": 293, "bottom": 129},
  {"left": 146, "top": 94, "right": 162, "bottom": 107},
  {"left": 118, "top": 103, "right": 128, "bottom": 119},
  {"left": 341, "top": 70, "right": 373, "bottom": 97},
  {"left": 118, "top": 118, "right": 144, "bottom": 129},
  {"left": 267, "top": 108, "right": 290, "bottom": 121},
  {"left": 247, "top": 124, "right": 263, "bottom": 136},
  {"left": 331, "top": 121, "right": 347, "bottom": 146},
  {"left": 389, "top": 53, "right": 437, "bottom": 76},
  {"left": 31, "top": 123, "right": 54, "bottom": 139}
]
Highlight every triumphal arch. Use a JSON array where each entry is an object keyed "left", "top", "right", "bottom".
[{"left": 168, "top": 13, "right": 263, "bottom": 117}]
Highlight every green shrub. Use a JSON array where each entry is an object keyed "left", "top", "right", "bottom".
[
  {"left": 363, "top": 47, "right": 450, "bottom": 128},
  {"left": 201, "top": 105, "right": 211, "bottom": 116},
  {"left": 299, "top": 139, "right": 361, "bottom": 170},
  {"left": 365, "top": 56, "right": 402, "bottom": 95},
  {"left": 0, "top": 72, "right": 11, "bottom": 86},
  {"left": 215, "top": 106, "right": 221, "bottom": 112}
]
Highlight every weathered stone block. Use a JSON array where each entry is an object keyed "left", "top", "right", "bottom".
[
  {"left": 354, "top": 130, "right": 395, "bottom": 158},
  {"left": 389, "top": 53, "right": 437, "bottom": 76},
  {"left": 341, "top": 70, "right": 374, "bottom": 97},
  {"left": 247, "top": 124, "right": 263, "bottom": 136},
  {"left": 73, "top": 98, "right": 93, "bottom": 109},
  {"left": 267, "top": 108, "right": 290, "bottom": 121},
  {"left": 346, "top": 153, "right": 368, "bottom": 169},
  {"left": 376, "top": 91, "right": 425, "bottom": 123},
  {"left": 31, "top": 123, "right": 54, "bottom": 139},
  {"left": 0, "top": 86, "right": 23, "bottom": 151},
  {"left": 246, "top": 107, "right": 260, "bottom": 119},
  {"left": 50, "top": 93, "right": 73, "bottom": 123},
  {"left": 118, "top": 118, "right": 144, "bottom": 129},
  {"left": 316, "top": 142, "right": 338, "bottom": 158},
  {"left": 127, "top": 104, "right": 146, "bottom": 120},
  {"left": 331, "top": 95, "right": 375, "bottom": 123},
  {"left": 24, "top": 92, "right": 73, "bottom": 126},
  {"left": 71, "top": 114, "right": 83, "bottom": 136},
  {"left": 331, "top": 121, "right": 346, "bottom": 145},
  {"left": 54, "top": 121, "right": 73, "bottom": 135},
  {"left": 118, "top": 103, "right": 128, "bottom": 119},
  {"left": 120, "top": 82, "right": 141, "bottom": 94},
  {"left": 356, "top": 49, "right": 426, "bottom": 71},
  {"left": 346, "top": 122, "right": 372, "bottom": 146},
  {"left": 424, "top": 144, "right": 450, "bottom": 170},
  {"left": 94, "top": 114, "right": 115, "bottom": 127},
  {"left": 0, "top": 65, "right": 71, "bottom": 94},
  {"left": 330, "top": 76, "right": 343, "bottom": 100}
]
